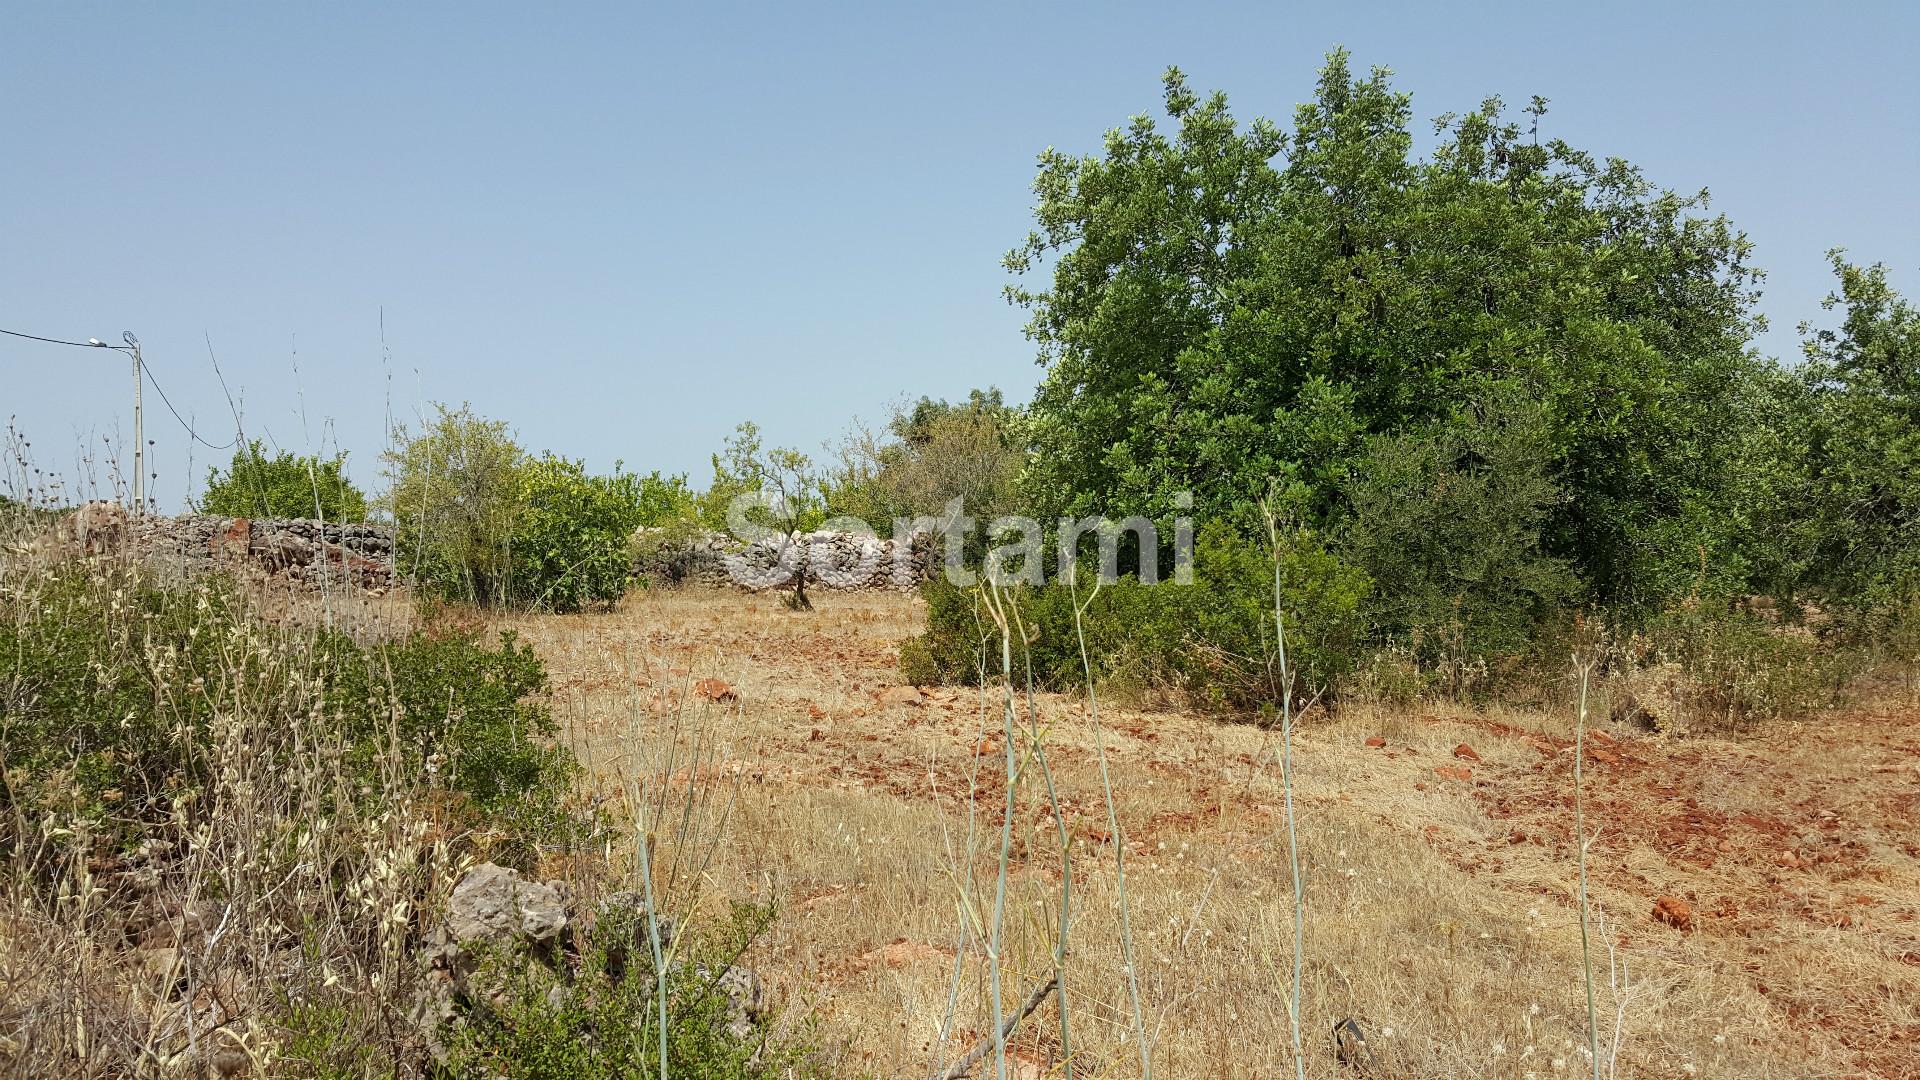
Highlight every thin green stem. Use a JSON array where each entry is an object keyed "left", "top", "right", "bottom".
[
  {"left": 1012, "top": 604, "right": 1073, "bottom": 1080},
  {"left": 982, "top": 585, "right": 1019, "bottom": 1080},
  {"left": 1575, "top": 663, "right": 1602, "bottom": 1080}
]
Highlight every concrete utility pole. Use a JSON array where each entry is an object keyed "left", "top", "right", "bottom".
[{"left": 126, "top": 331, "right": 143, "bottom": 514}]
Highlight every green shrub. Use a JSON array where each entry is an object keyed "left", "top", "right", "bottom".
[
  {"left": 384, "top": 403, "right": 526, "bottom": 607},
  {"left": 447, "top": 901, "right": 820, "bottom": 1079},
  {"left": 0, "top": 570, "right": 251, "bottom": 840},
  {"left": 202, "top": 439, "right": 368, "bottom": 520},
  {"left": 901, "top": 523, "right": 1368, "bottom": 710},
  {"left": 514, "top": 455, "right": 647, "bottom": 612},
  {"left": 279, "top": 1001, "right": 385, "bottom": 1080},
  {"left": 384, "top": 404, "right": 697, "bottom": 610},
  {"left": 318, "top": 624, "right": 574, "bottom": 833},
  {"left": 1335, "top": 398, "right": 1579, "bottom": 660},
  {"left": 0, "top": 564, "right": 573, "bottom": 857}
]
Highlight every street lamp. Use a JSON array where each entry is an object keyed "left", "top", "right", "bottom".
[{"left": 3, "top": 325, "right": 150, "bottom": 513}]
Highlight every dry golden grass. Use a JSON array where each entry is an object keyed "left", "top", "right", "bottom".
[{"left": 509, "top": 588, "right": 1920, "bottom": 1080}]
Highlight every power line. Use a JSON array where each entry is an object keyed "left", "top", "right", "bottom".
[
  {"left": 0, "top": 325, "right": 127, "bottom": 350},
  {"left": 3, "top": 322, "right": 237, "bottom": 451},
  {"left": 140, "top": 358, "right": 237, "bottom": 451}
]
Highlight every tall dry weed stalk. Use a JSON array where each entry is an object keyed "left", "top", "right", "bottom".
[
  {"left": 1261, "top": 503, "right": 1308, "bottom": 1080},
  {"left": 1070, "top": 575, "right": 1152, "bottom": 1079},
  {"left": 1006, "top": 598, "right": 1075, "bottom": 1079}
]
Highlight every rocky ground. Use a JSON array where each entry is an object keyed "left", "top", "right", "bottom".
[{"left": 507, "top": 589, "right": 1920, "bottom": 1079}]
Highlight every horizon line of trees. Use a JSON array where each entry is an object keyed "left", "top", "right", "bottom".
[{"left": 72, "top": 53, "right": 1916, "bottom": 651}]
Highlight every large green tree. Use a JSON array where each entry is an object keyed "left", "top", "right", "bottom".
[
  {"left": 1009, "top": 53, "right": 1768, "bottom": 624},
  {"left": 1786, "top": 255, "right": 1920, "bottom": 603}
]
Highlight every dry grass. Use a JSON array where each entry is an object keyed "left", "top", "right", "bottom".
[{"left": 512, "top": 587, "right": 1920, "bottom": 1080}]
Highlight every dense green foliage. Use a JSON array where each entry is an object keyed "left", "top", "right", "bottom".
[
  {"left": 902, "top": 524, "right": 1368, "bottom": 707},
  {"left": 1009, "top": 53, "right": 1766, "bottom": 638},
  {"left": 320, "top": 624, "right": 571, "bottom": 816},
  {"left": 894, "top": 54, "right": 1919, "bottom": 717},
  {"left": 384, "top": 403, "right": 694, "bottom": 610},
  {"left": 1334, "top": 394, "right": 1578, "bottom": 659},
  {"left": 202, "top": 439, "right": 368, "bottom": 520},
  {"left": 516, "top": 456, "right": 654, "bottom": 611},
  {"left": 384, "top": 403, "right": 527, "bottom": 607},
  {"left": 1776, "top": 255, "right": 1920, "bottom": 604}
]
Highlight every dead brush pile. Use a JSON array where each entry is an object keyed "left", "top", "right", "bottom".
[{"left": 0, "top": 554, "right": 815, "bottom": 1078}]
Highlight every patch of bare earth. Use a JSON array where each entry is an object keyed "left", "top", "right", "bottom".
[{"left": 508, "top": 589, "right": 1920, "bottom": 1079}]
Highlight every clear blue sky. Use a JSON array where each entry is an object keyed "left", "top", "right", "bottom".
[{"left": 4, "top": 1, "right": 1915, "bottom": 509}]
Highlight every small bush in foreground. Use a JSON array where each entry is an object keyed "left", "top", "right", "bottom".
[
  {"left": 318, "top": 622, "right": 577, "bottom": 858},
  {"left": 0, "top": 558, "right": 813, "bottom": 1076},
  {"left": 0, "top": 565, "right": 572, "bottom": 858},
  {"left": 447, "top": 901, "right": 821, "bottom": 1080}
]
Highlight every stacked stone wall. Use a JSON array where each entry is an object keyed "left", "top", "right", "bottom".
[
  {"left": 633, "top": 527, "right": 935, "bottom": 592},
  {"left": 34, "top": 502, "right": 398, "bottom": 593}
]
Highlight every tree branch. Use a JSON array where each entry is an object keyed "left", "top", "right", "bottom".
[{"left": 926, "top": 976, "right": 1060, "bottom": 1080}]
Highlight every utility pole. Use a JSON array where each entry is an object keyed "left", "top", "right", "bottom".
[
  {"left": 4, "top": 326, "right": 149, "bottom": 510},
  {"left": 126, "top": 331, "right": 144, "bottom": 514}
]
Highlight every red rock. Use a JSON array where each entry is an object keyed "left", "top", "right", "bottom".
[
  {"left": 807, "top": 704, "right": 827, "bottom": 720},
  {"left": 693, "top": 678, "right": 738, "bottom": 704},
  {"left": 1653, "top": 895, "right": 1693, "bottom": 930},
  {"left": 1365, "top": 736, "right": 1387, "bottom": 748},
  {"left": 1587, "top": 746, "right": 1620, "bottom": 765},
  {"left": 212, "top": 517, "right": 251, "bottom": 559},
  {"left": 1434, "top": 765, "right": 1473, "bottom": 782},
  {"left": 1452, "top": 743, "right": 1481, "bottom": 763}
]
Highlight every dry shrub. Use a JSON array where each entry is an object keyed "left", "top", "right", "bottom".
[
  {"left": 0, "top": 558, "right": 559, "bottom": 1076},
  {"left": 1605, "top": 603, "right": 1859, "bottom": 734}
]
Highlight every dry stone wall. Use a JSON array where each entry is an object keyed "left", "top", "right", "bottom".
[
  {"left": 137, "top": 514, "right": 397, "bottom": 592},
  {"left": 30, "top": 505, "right": 926, "bottom": 598},
  {"left": 633, "top": 526, "right": 935, "bottom": 592},
  {"left": 36, "top": 502, "right": 399, "bottom": 594}
]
